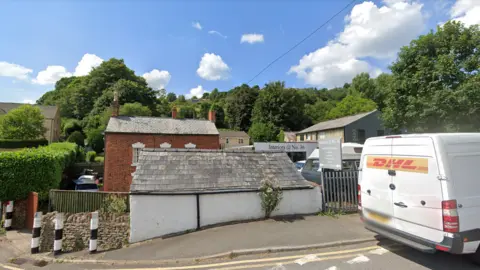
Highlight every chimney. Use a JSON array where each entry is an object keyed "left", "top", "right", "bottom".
[
  {"left": 172, "top": 106, "right": 177, "bottom": 119},
  {"left": 208, "top": 110, "right": 216, "bottom": 123},
  {"left": 112, "top": 91, "right": 120, "bottom": 117}
]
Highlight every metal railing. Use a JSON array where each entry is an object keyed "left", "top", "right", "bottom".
[
  {"left": 48, "top": 190, "right": 129, "bottom": 213},
  {"left": 322, "top": 170, "right": 359, "bottom": 213}
]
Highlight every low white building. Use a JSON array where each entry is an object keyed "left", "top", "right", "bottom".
[{"left": 129, "top": 149, "right": 322, "bottom": 243}]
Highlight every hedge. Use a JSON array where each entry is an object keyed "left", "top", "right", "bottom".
[
  {"left": 0, "top": 142, "right": 78, "bottom": 201},
  {"left": 0, "top": 139, "right": 48, "bottom": 149}
]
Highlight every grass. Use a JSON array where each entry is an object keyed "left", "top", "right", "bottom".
[{"left": 318, "top": 208, "right": 346, "bottom": 219}]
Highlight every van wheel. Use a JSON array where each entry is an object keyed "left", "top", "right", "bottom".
[{"left": 469, "top": 247, "right": 480, "bottom": 265}]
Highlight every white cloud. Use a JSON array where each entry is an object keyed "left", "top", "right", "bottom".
[
  {"left": 192, "top": 21, "right": 202, "bottom": 30},
  {"left": 74, "top": 53, "right": 104, "bottom": 76},
  {"left": 0, "top": 62, "right": 32, "bottom": 80},
  {"left": 186, "top": 85, "right": 208, "bottom": 99},
  {"left": 142, "top": 69, "right": 171, "bottom": 90},
  {"left": 289, "top": 0, "right": 425, "bottom": 88},
  {"left": 23, "top": 99, "right": 35, "bottom": 104},
  {"left": 208, "top": 30, "right": 227, "bottom": 39},
  {"left": 240, "top": 33, "right": 264, "bottom": 44},
  {"left": 450, "top": 0, "right": 480, "bottom": 26},
  {"left": 196, "top": 53, "right": 230, "bottom": 81},
  {"left": 33, "top": 66, "right": 72, "bottom": 85}
]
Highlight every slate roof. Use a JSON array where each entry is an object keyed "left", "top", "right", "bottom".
[
  {"left": 219, "top": 130, "right": 250, "bottom": 138},
  {"left": 131, "top": 149, "right": 313, "bottom": 194},
  {"left": 105, "top": 116, "right": 219, "bottom": 135},
  {"left": 297, "top": 110, "right": 377, "bottom": 134},
  {"left": 0, "top": 102, "right": 58, "bottom": 119}
]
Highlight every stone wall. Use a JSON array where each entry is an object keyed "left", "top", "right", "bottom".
[{"left": 40, "top": 212, "right": 129, "bottom": 252}]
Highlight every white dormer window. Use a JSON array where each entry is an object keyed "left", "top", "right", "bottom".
[
  {"left": 185, "top": 142, "right": 196, "bottom": 149},
  {"left": 132, "top": 142, "right": 145, "bottom": 166},
  {"left": 160, "top": 142, "right": 172, "bottom": 149}
]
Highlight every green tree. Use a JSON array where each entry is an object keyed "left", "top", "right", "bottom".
[
  {"left": 383, "top": 21, "right": 480, "bottom": 132},
  {"left": 166, "top": 92, "right": 177, "bottom": 102},
  {"left": 225, "top": 84, "right": 259, "bottom": 131},
  {"left": 202, "top": 92, "right": 210, "bottom": 99},
  {"left": 177, "top": 105, "right": 196, "bottom": 119},
  {"left": 248, "top": 122, "right": 279, "bottom": 142},
  {"left": 0, "top": 105, "right": 46, "bottom": 140},
  {"left": 304, "top": 100, "right": 336, "bottom": 123},
  {"left": 86, "top": 128, "right": 104, "bottom": 153},
  {"left": 209, "top": 88, "right": 220, "bottom": 101},
  {"left": 210, "top": 103, "right": 226, "bottom": 128},
  {"left": 198, "top": 101, "right": 212, "bottom": 120},
  {"left": 63, "top": 119, "right": 83, "bottom": 137},
  {"left": 120, "top": 102, "right": 152, "bottom": 116},
  {"left": 277, "top": 129, "right": 285, "bottom": 142},
  {"left": 326, "top": 95, "right": 377, "bottom": 120},
  {"left": 252, "top": 82, "right": 310, "bottom": 131},
  {"left": 177, "top": 95, "right": 186, "bottom": 103},
  {"left": 67, "top": 131, "right": 85, "bottom": 147}
]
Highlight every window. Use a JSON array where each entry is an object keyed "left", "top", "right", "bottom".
[
  {"left": 318, "top": 132, "right": 326, "bottom": 139},
  {"left": 132, "top": 142, "right": 145, "bottom": 165},
  {"left": 306, "top": 134, "right": 311, "bottom": 141},
  {"left": 300, "top": 135, "right": 304, "bottom": 141},
  {"left": 377, "top": 130, "right": 385, "bottom": 136},
  {"left": 226, "top": 138, "right": 229, "bottom": 144},
  {"left": 303, "top": 159, "right": 320, "bottom": 172},
  {"left": 239, "top": 139, "right": 243, "bottom": 144},
  {"left": 358, "top": 129, "right": 366, "bottom": 143}
]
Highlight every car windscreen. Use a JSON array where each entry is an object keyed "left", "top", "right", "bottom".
[
  {"left": 295, "top": 162, "right": 305, "bottom": 170},
  {"left": 76, "top": 184, "right": 97, "bottom": 190},
  {"left": 303, "top": 159, "right": 319, "bottom": 171}
]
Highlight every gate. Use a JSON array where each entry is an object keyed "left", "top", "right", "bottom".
[{"left": 321, "top": 170, "right": 359, "bottom": 213}]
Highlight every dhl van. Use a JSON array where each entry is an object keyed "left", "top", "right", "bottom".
[{"left": 359, "top": 134, "right": 480, "bottom": 263}]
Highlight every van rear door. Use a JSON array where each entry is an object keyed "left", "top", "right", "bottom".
[
  {"left": 391, "top": 137, "right": 444, "bottom": 243},
  {"left": 361, "top": 138, "right": 395, "bottom": 227}
]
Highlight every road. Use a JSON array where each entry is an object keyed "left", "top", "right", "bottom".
[{"left": 1, "top": 240, "right": 479, "bottom": 270}]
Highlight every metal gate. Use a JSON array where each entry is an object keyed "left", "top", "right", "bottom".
[{"left": 321, "top": 170, "right": 359, "bottom": 213}]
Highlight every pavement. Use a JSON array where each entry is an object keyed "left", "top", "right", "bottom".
[{"left": 0, "top": 230, "right": 31, "bottom": 263}]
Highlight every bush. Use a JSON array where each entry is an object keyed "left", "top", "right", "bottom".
[
  {"left": 94, "top": 156, "right": 104, "bottom": 163},
  {"left": 76, "top": 146, "right": 86, "bottom": 162},
  {"left": 67, "top": 131, "right": 85, "bottom": 147},
  {"left": 259, "top": 178, "right": 283, "bottom": 218},
  {"left": 101, "top": 195, "right": 128, "bottom": 213},
  {"left": 86, "top": 151, "right": 96, "bottom": 162},
  {"left": 63, "top": 119, "right": 82, "bottom": 137},
  {"left": 0, "top": 139, "right": 48, "bottom": 149},
  {"left": 86, "top": 128, "right": 104, "bottom": 153},
  {"left": 0, "top": 143, "right": 78, "bottom": 201}
]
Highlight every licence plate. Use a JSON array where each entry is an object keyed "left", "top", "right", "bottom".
[{"left": 368, "top": 212, "right": 390, "bottom": 223}]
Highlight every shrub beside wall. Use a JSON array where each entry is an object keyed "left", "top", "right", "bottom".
[
  {"left": 0, "top": 143, "right": 78, "bottom": 201},
  {"left": 0, "top": 139, "right": 48, "bottom": 149}
]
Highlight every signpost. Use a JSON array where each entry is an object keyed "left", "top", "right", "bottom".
[{"left": 318, "top": 138, "right": 342, "bottom": 170}]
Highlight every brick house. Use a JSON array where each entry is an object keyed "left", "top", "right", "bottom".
[{"left": 104, "top": 96, "right": 220, "bottom": 192}]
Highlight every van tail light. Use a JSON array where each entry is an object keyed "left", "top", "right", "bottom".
[
  {"left": 358, "top": 184, "right": 362, "bottom": 211},
  {"left": 442, "top": 200, "right": 459, "bottom": 233}
]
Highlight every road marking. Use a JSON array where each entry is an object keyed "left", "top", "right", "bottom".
[
  {"left": 369, "top": 247, "right": 389, "bottom": 255},
  {"left": 346, "top": 255, "right": 370, "bottom": 264},
  {"left": 0, "top": 263, "right": 23, "bottom": 270},
  {"left": 294, "top": 254, "right": 317, "bottom": 265},
  {"left": 114, "top": 245, "right": 382, "bottom": 270},
  {"left": 325, "top": 267, "right": 337, "bottom": 270}
]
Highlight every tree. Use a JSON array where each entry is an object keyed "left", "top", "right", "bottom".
[
  {"left": 209, "top": 88, "right": 220, "bottom": 101},
  {"left": 210, "top": 103, "right": 226, "bottom": 128},
  {"left": 86, "top": 128, "right": 104, "bottom": 153},
  {"left": 177, "top": 105, "right": 196, "bottom": 119},
  {"left": 120, "top": 102, "right": 152, "bottom": 116},
  {"left": 63, "top": 119, "right": 83, "bottom": 137},
  {"left": 252, "top": 81, "right": 310, "bottom": 131},
  {"left": 166, "top": 92, "right": 177, "bottom": 102},
  {"left": 248, "top": 122, "right": 279, "bottom": 142},
  {"left": 0, "top": 105, "right": 46, "bottom": 140},
  {"left": 277, "top": 129, "right": 285, "bottom": 142},
  {"left": 191, "top": 96, "right": 198, "bottom": 100},
  {"left": 67, "top": 131, "right": 85, "bottom": 147},
  {"left": 225, "top": 84, "right": 259, "bottom": 131},
  {"left": 326, "top": 95, "right": 377, "bottom": 120},
  {"left": 305, "top": 100, "right": 335, "bottom": 123},
  {"left": 202, "top": 92, "right": 210, "bottom": 99},
  {"left": 382, "top": 21, "right": 480, "bottom": 132},
  {"left": 198, "top": 101, "right": 212, "bottom": 119},
  {"left": 177, "top": 95, "right": 186, "bottom": 103}
]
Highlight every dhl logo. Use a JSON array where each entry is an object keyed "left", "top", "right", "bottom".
[{"left": 366, "top": 156, "right": 428, "bottom": 174}]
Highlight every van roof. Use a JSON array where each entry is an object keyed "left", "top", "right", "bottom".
[{"left": 367, "top": 133, "right": 480, "bottom": 143}]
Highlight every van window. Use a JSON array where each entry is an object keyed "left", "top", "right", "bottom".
[
  {"left": 303, "top": 159, "right": 319, "bottom": 171},
  {"left": 76, "top": 184, "right": 98, "bottom": 190}
]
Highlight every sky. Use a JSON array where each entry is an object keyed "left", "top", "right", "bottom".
[{"left": 0, "top": 0, "right": 479, "bottom": 103}]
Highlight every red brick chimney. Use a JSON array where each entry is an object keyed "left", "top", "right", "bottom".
[
  {"left": 172, "top": 106, "right": 177, "bottom": 119},
  {"left": 112, "top": 91, "right": 120, "bottom": 117},
  {"left": 208, "top": 110, "right": 216, "bottom": 123}
]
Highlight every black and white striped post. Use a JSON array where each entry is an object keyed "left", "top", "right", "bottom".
[
  {"left": 4, "top": 201, "right": 13, "bottom": 231},
  {"left": 89, "top": 212, "right": 98, "bottom": 254},
  {"left": 31, "top": 212, "right": 42, "bottom": 254},
  {"left": 53, "top": 213, "right": 64, "bottom": 256}
]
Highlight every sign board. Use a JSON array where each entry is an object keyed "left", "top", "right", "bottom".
[
  {"left": 318, "top": 138, "right": 342, "bottom": 170},
  {"left": 254, "top": 142, "right": 316, "bottom": 153}
]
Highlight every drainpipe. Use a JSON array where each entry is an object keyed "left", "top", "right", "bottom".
[{"left": 196, "top": 194, "right": 200, "bottom": 230}]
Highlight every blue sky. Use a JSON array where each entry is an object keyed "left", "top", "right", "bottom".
[{"left": 0, "top": 0, "right": 477, "bottom": 103}]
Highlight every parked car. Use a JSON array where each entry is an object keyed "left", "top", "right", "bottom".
[
  {"left": 74, "top": 175, "right": 99, "bottom": 192},
  {"left": 359, "top": 133, "right": 480, "bottom": 264},
  {"left": 295, "top": 160, "right": 306, "bottom": 171},
  {"left": 301, "top": 143, "right": 363, "bottom": 183}
]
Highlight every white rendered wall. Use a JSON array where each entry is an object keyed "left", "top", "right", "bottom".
[{"left": 273, "top": 187, "right": 323, "bottom": 216}]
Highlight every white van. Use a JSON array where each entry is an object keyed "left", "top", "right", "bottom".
[{"left": 359, "top": 134, "right": 480, "bottom": 262}]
